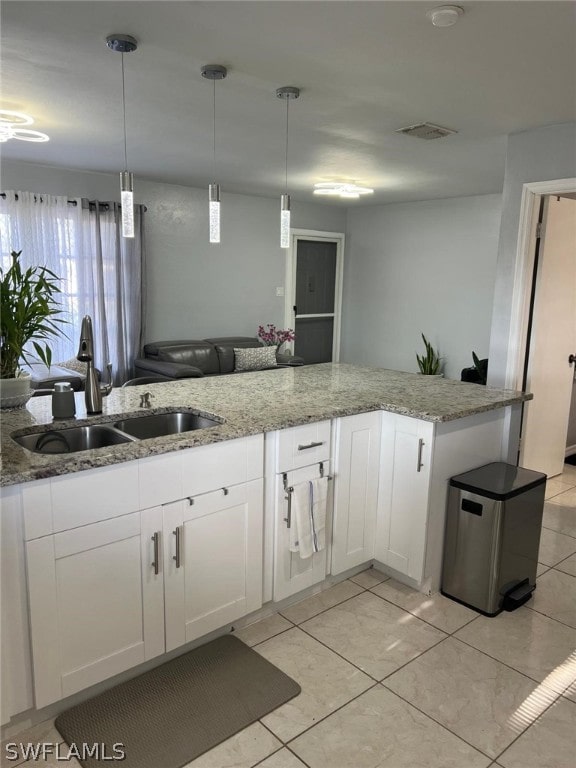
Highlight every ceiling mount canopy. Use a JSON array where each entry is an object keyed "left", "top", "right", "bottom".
[
  {"left": 201, "top": 64, "right": 228, "bottom": 81},
  {"left": 105, "top": 34, "right": 138, "bottom": 54},
  {"left": 426, "top": 5, "right": 464, "bottom": 27}
]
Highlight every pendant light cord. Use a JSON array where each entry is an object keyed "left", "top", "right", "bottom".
[
  {"left": 213, "top": 79, "right": 217, "bottom": 183},
  {"left": 284, "top": 97, "right": 290, "bottom": 194},
  {"left": 121, "top": 52, "right": 128, "bottom": 171}
]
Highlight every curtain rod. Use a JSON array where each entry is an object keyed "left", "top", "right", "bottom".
[{"left": 0, "top": 192, "right": 147, "bottom": 211}]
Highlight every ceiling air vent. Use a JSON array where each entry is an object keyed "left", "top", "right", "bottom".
[{"left": 395, "top": 122, "right": 457, "bottom": 140}]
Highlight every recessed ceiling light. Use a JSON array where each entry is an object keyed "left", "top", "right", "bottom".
[
  {"left": 426, "top": 5, "right": 464, "bottom": 27},
  {"left": 0, "top": 110, "right": 49, "bottom": 142},
  {"left": 314, "top": 182, "right": 374, "bottom": 199}
]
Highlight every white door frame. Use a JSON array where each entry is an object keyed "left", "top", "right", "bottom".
[
  {"left": 284, "top": 229, "right": 345, "bottom": 362},
  {"left": 505, "top": 177, "right": 576, "bottom": 390}
]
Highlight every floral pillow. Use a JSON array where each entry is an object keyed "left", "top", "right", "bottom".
[{"left": 234, "top": 346, "right": 278, "bottom": 372}]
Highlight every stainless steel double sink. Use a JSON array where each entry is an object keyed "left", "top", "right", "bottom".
[{"left": 12, "top": 410, "right": 223, "bottom": 455}]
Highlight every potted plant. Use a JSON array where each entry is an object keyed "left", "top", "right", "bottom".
[
  {"left": 461, "top": 351, "right": 488, "bottom": 385},
  {"left": 0, "top": 250, "right": 65, "bottom": 408},
  {"left": 416, "top": 333, "right": 443, "bottom": 375},
  {"left": 257, "top": 324, "right": 295, "bottom": 352}
]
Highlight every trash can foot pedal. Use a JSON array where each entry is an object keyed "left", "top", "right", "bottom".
[{"left": 501, "top": 578, "right": 534, "bottom": 612}]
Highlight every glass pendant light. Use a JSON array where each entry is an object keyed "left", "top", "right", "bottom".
[
  {"left": 276, "top": 87, "right": 300, "bottom": 249},
  {"left": 202, "top": 64, "right": 227, "bottom": 244},
  {"left": 106, "top": 34, "right": 138, "bottom": 239}
]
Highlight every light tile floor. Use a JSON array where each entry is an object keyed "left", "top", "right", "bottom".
[{"left": 4, "top": 467, "right": 576, "bottom": 768}]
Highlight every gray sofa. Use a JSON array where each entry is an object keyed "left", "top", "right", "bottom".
[{"left": 134, "top": 336, "right": 304, "bottom": 380}]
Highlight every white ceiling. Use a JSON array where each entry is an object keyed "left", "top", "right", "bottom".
[{"left": 1, "top": 1, "right": 575, "bottom": 206}]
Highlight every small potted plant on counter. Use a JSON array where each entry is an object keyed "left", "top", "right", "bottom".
[
  {"left": 416, "top": 333, "right": 443, "bottom": 376},
  {"left": 0, "top": 249, "right": 66, "bottom": 408}
]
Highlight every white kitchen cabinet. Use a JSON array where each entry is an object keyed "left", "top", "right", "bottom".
[
  {"left": 163, "top": 479, "right": 263, "bottom": 652},
  {"left": 26, "top": 506, "right": 165, "bottom": 708},
  {"left": 266, "top": 422, "right": 332, "bottom": 602},
  {"left": 272, "top": 462, "right": 331, "bottom": 602},
  {"left": 331, "top": 412, "right": 382, "bottom": 575},
  {"left": 20, "top": 435, "right": 265, "bottom": 711},
  {"left": 375, "top": 409, "right": 507, "bottom": 592},
  {"left": 375, "top": 413, "right": 434, "bottom": 583}
]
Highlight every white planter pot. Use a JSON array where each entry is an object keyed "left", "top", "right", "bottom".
[{"left": 0, "top": 371, "right": 33, "bottom": 409}]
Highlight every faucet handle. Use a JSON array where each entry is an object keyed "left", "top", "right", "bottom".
[{"left": 140, "top": 392, "right": 153, "bottom": 408}]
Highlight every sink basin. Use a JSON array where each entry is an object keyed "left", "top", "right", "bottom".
[
  {"left": 13, "top": 425, "right": 136, "bottom": 454},
  {"left": 114, "top": 411, "right": 222, "bottom": 440}
]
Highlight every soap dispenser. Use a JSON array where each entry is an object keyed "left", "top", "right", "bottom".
[{"left": 52, "top": 382, "right": 76, "bottom": 419}]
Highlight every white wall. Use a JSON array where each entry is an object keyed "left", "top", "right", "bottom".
[
  {"left": 341, "top": 194, "right": 501, "bottom": 380},
  {"left": 1, "top": 160, "right": 346, "bottom": 342},
  {"left": 488, "top": 122, "right": 576, "bottom": 386}
]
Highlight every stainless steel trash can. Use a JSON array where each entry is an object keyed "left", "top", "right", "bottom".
[{"left": 441, "top": 462, "right": 546, "bottom": 616}]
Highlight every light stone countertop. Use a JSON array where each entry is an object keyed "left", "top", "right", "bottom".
[{"left": 0, "top": 363, "right": 530, "bottom": 487}]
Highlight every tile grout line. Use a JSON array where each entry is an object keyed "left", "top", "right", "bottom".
[
  {"left": 488, "top": 677, "right": 575, "bottom": 765},
  {"left": 276, "top": 579, "right": 380, "bottom": 626},
  {"left": 377, "top": 683, "right": 496, "bottom": 762},
  {"left": 551, "top": 550, "right": 576, "bottom": 568},
  {"left": 246, "top": 623, "right": 296, "bottom": 649},
  {"left": 450, "top": 633, "right": 576, "bottom": 704},
  {"left": 525, "top": 601, "right": 576, "bottom": 632},
  {"left": 541, "top": 522, "right": 576, "bottom": 541},
  {"left": 263, "top": 681, "right": 382, "bottom": 749},
  {"left": 251, "top": 722, "right": 315, "bottom": 768},
  {"left": 380, "top": 635, "right": 574, "bottom": 765},
  {"left": 366, "top": 586, "right": 481, "bottom": 636}
]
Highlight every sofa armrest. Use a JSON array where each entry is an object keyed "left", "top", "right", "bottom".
[
  {"left": 134, "top": 358, "right": 204, "bottom": 379},
  {"left": 276, "top": 352, "right": 305, "bottom": 367}
]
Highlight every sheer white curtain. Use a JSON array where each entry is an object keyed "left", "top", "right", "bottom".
[{"left": 0, "top": 191, "right": 145, "bottom": 383}]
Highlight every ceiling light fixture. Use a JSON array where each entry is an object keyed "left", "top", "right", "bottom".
[
  {"left": 106, "top": 34, "right": 138, "bottom": 239},
  {"left": 313, "top": 182, "right": 374, "bottom": 200},
  {"left": 0, "top": 110, "right": 49, "bottom": 143},
  {"left": 202, "top": 64, "right": 228, "bottom": 245},
  {"left": 426, "top": 5, "right": 464, "bottom": 27},
  {"left": 276, "top": 86, "right": 300, "bottom": 249}
]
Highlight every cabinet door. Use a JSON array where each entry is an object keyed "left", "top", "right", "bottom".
[
  {"left": 331, "top": 412, "right": 382, "bottom": 575},
  {"left": 164, "top": 479, "right": 263, "bottom": 652},
  {"left": 376, "top": 413, "right": 434, "bottom": 583},
  {"left": 26, "top": 508, "right": 164, "bottom": 708},
  {"left": 273, "top": 463, "right": 329, "bottom": 602}
]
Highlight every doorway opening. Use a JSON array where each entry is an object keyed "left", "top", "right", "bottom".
[
  {"left": 508, "top": 180, "right": 576, "bottom": 478},
  {"left": 284, "top": 229, "right": 345, "bottom": 364}
]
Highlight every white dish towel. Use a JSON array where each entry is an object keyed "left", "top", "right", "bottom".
[{"left": 289, "top": 476, "right": 329, "bottom": 559}]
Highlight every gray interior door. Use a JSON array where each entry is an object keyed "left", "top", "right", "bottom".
[{"left": 294, "top": 239, "right": 337, "bottom": 364}]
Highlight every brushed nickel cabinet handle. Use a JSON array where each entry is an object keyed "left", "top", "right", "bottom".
[
  {"left": 417, "top": 438, "right": 425, "bottom": 472},
  {"left": 283, "top": 488, "right": 293, "bottom": 529},
  {"left": 151, "top": 532, "right": 160, "bottom": 575},
  {"left": 298, "top": 441, "right": 323, "bottom": 451},
  {"left": 173, "top": 526, "right": 182, "bottom": 569}
]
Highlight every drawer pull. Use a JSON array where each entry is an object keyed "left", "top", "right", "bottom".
[
  {"left": 173, "top": 526, "right": 182, "bottom": 569},
  {"left": 417, "top": 438, "right": 425, "bottom": 472},
  {"left": 298, "top": 441, "right": 324, "bottom": 451},
  {"left": 222, "top": 487, "right": 229, "bottom": 496},
  {"left": 151, "top": 532, "right": 160, "bottom": 575}
]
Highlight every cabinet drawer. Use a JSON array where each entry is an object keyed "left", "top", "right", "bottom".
[
  {"left": 275, "top": 421, "right": 331, "bottom": 472},
  {"left": 23, "top": 462, "right": 140, "bottom": 540},
  {"left": 139, "top": 434, "right": 264, "bottom": 507}
]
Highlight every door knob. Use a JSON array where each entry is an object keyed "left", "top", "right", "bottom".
[{"left": 569, "top": 354, "right": 576, "bottom": 365}]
